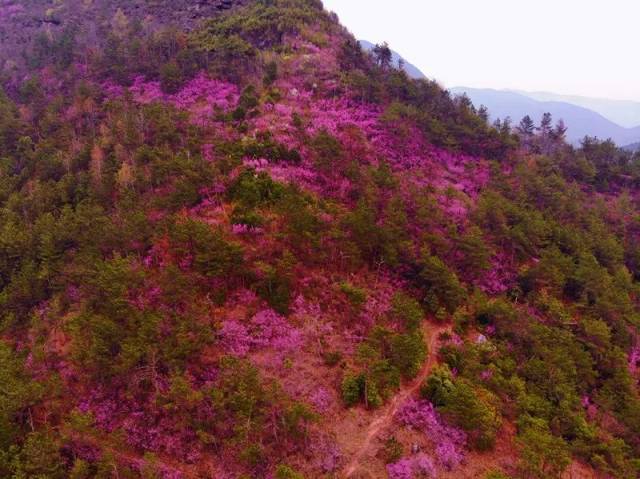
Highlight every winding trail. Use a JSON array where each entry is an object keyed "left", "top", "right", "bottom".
[{"left": 343, "top": 323, "right": 450, "bottom": 478}]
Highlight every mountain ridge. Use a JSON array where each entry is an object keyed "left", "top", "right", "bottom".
[{"left": 452, "top": 86, "right": 640, "bottom": 146}]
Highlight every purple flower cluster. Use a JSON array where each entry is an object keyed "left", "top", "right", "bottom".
[
  {"left": 220, "top": 309, "right": 304, "bottom": 357},
  {"left": 104, "top": 72, "right": 238, "bottom": 122},
  {"left": 387, "top": 453, "right": 436, "bottom": 479}
]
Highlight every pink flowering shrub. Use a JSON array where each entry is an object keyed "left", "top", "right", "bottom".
[
  {"left": 397, "top": 399, "right": 466, "bottom": 470},
  {"left": 630, "top": 344, "right": 639, "bottom": 376},
  {"left": 78, "top": 386, "right": 209, "bottom": 462},
  {"left": 387, "top": 457, "right": 414, "bottom": 479},
  {"left": 0, "top": 2, "right": 25, "bottom": 20},
  {"left": 231, "top": 224, "right": 264, "bottom": 235},
  {"left": 251, "top": 309, "right": 304, "bottom": 352},
  {"left": 309, "top": 387, "right": 332, "bottom": 413},
  {"left": 387, "top": 454, "right": 435, "bottom": 479},
  {"left": 480, "top": 369, "right": 494, "bottom": 381},
  {"left": 359, "top": 284, "right": 394, "bottom": 330},
  {"left": 220, "top": 309, "right": 303, "bottom": 357},
  {"left": 414, "top": 454, "right": 437, "bottom": 477},
  {"left": 310, "top": 432, "right": 341, "bottom": 473},
  {"left": 581, "top": 395, "right": 598, "bottom": 420},
  {"left": 219, "top": 320, "right": 251, "bottom": 357},
  {"left": 478, "top": 253, "right": 517, "bottom": 294},
  {"left": 104, "top": 72, "right": 238, "bottom": 122}
]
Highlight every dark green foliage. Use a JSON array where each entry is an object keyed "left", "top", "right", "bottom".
[
  {"left": 28, "top": 27, "right": 77, "bottom": 70},
  {"left": 341, "top": 373, "right": 365, "bottom": 407},
  {"left": 343, "top": 325, "right": 427, "bottom": 409},
  {"left": 9, "top": 431, "right": 66, "bottom": 479},
  {"left": 275, "top": 464, "right": 304, "bottom": 479},
  {"left": 423, "top": 366, "right": 501, "bottom": 450},
  {"left": 421, "top": 365, "right": 456, "bottom": 407},
  {"left": 228, "top": 169, "right": 285, "bottom": 209},
  {"left": 322, "top": 351, "right": 343, "bottom": 367},
  {"left": 311, "top": 129, "right": 344, "bottom": 173},
  {"left": 484, "top": 471, "right": 513, "bottom": 479},
  {"left": 233, "top": 85, "right": 260, "bottom": 121},
  {"left": 339, "top": 281, "right": 367, "bottom": 307},
  {"left": 212, "top": 357, "right": 272, "bottom": 440},
  {"left": 263, "top": 60, "right": 278, "bottom": 86},
  {"left": 0, "top": 90, "right": 22, "bottom": 156},
  {"left": 456, "top": 226, "right": 492, "bottom": 278},
  {"left": 343, "top": 194, "right": 411, "bottom": 267},
  {"left": 195, "top": 0, "right": 323, "bottom": 50},
  {"left": 242, "top": 132, "right": 302, "bottom": 164},
  {"left": 517, "top": 419, "right": 571, "bottom": 479},
  {"left": 160, "top": 61, "right": 185, "bottom": 94},
  {"left": 418, "top": 253, "right": 466, "bottom": 313},
  {"left": 211, "top": 357, "right": 317, "bottom": 457},
  {"left": 69, "top": 253, "right": 211, "bottom": 378},
  {"left": 252, "top": 251, "right": 295, "bottom": 314},
  {"left": 391, "top": 292, "right": 424, "bottom": 331},
  {"left": 166, "top": 218, "right": 244, "bottom": 279},
  {"left": 442, "top": 379, "right": 501, "bottom": 450},
  {"left": 0, "top": 344, "right": 43, "bottom": 452},
  {"left": 389, "top": 332, "right": 427, "bottom": 379},
  {"left": 383, "top": 436, "right": 404, "bottom": 464}
]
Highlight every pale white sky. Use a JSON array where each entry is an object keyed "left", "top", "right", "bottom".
[{"left": 322, "top": 0, "right": 640, "bottom": 101}]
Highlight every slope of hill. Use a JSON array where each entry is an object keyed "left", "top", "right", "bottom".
[
  {"left": 360, "top": 39, "right": 427, "bottom": 80},
  {"left": 0, "top": 1, "right": 639, "bottom": 478},
  {"left": 452, "top": 87, "right": 640, "bottom": 146},
  {"left": 0, "top": 0, "right": 249, "bottom": 83},
  {"left": 517, "top": 90, "right": 640, "bottom": 129}
]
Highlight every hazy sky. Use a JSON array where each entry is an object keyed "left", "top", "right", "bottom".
[{"left": 322, "top": 0, "right": 640, "bottom": 101}]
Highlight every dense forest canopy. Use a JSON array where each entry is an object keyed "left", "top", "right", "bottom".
[{"left": 0, "top": 1, "right": 639, "bottom": 478}]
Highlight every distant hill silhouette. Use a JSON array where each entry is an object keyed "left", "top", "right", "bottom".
[
  {"left": 359, "top": 40, "right": 426, "bottom": 80},
  {"left": 451, "top": 87, "right": 640, "bottom": 146},
  {"left": 624, "top": 142, "right": 640, "bottom": 152},
  {"left": 515, "top": 91, "right": 640, "bottom": 129}
]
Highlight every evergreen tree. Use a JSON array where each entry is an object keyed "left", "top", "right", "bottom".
[
  {"left": 373, "top": 42, "right": 393, "bottom": 69},
  {"left": 517, "top": 115, "right": 535, "bottom": 137}
]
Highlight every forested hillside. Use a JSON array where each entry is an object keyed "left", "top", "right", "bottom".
[{"left": 0, "top": 1, "right": 639, "bottom": 478}]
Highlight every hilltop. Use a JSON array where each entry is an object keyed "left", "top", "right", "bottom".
[
  {"left": 0, "top": 1, "right": 639, "bottom": 478},
  {"left": 359, "top": 40, "right": 427, "bottom": 80}
]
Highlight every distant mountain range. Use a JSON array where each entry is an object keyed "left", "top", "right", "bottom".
[
  {"left": 357, "top": 42, "right": 640, "bottom": 148},
  {"left": 359, "top": 40, "right": 426, "bottom": 80},
  {"left": 451, "top": 87, "right": 640, "bottom": 147},
  {"left": 513, "top": 91, "right": 640, "bottom": 129}
]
